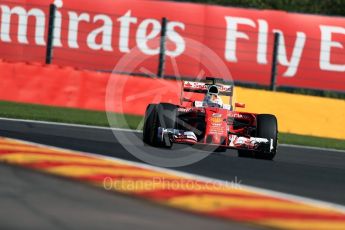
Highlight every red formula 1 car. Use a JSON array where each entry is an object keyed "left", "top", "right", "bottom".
[{"left": 143, "top": 78, "right": 278, "bottom": 160}]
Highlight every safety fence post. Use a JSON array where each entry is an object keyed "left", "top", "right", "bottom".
[
  {"left": 157, "top": 17, "right": 168, "bottom": 78},
  {"left": 270, "top": 32, "right": 280, "bottom": 91},
  {"left": 45, "top": 4, "right": 57, "bottom": 64}
]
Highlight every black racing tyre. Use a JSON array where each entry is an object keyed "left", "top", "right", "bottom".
[
  {"left": 143, "top": 103, "right": 177, "bottom": 148},
  {"left": 238, "top": 114, "right": 278, "bottom": 160},
  {"left": 157, "top": 103, "right": 178, "bottom": 130},
  {"left": 143, "top": 104, "right": 157, "bottom": 145},
  {"left": 255, "top": 114, "right": 278, "bottom": 160}
]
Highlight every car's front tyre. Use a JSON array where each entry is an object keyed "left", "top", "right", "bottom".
[
  {"left": 238, "top": 114, "right": 278, "bottom": 160},
  {"left": 143, "top": 103, "right": 177, "bottom": 148}
]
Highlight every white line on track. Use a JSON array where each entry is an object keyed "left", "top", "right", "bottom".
[
  {"left": 7, "top": 136, "right": 345, "bottom": 214},
  {"left": 0, "top": 117, "right": 141, "bottom": 133},
  {"left": 0, "top": 117, "right": 344, "bottom": 153},
  {"left": 279, "top": 143, "right": 345, "bottom": 153}
]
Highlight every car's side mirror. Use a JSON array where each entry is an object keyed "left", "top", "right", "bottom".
[{"left": 235, "top": 102, "right": 246, "bottom": 108}]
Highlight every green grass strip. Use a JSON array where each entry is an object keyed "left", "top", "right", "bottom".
[{"left": 0, "top": 100, "right": 344, "bottom": 151}]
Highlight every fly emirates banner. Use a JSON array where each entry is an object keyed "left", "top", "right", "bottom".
[{"left": 1, "top": 0, "right": 344, "bottom": 91}]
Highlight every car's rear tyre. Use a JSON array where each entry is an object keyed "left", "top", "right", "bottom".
[
  {"left": 143, "top": 103, "right": 177, "bottom": 148},
  {"left": 238, "top": 114, "right": 278, "bottom": 160}
]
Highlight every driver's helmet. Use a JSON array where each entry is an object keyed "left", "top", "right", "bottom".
[{"left": 203, "top": 85, "right": 223, "bottom": 108}]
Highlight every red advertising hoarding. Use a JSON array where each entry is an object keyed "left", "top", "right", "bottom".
[{"left": 0, "top": 0, "right": 344, "bottom": 91}]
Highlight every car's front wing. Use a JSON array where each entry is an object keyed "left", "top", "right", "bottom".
[{"left": 158, "top": 127, "right": 274, "bottom": 152}]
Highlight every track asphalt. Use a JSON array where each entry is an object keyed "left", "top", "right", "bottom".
[{"left": 0, "top": 119, "right": 344, "bottom": 229}]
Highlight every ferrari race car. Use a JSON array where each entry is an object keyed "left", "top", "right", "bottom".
[{"left": 143, "top": 78, "right": 278, "bottom": 160}]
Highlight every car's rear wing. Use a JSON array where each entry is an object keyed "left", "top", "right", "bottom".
[{"left": 182, "top": 79, "right": 233, "bottom": 96}]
